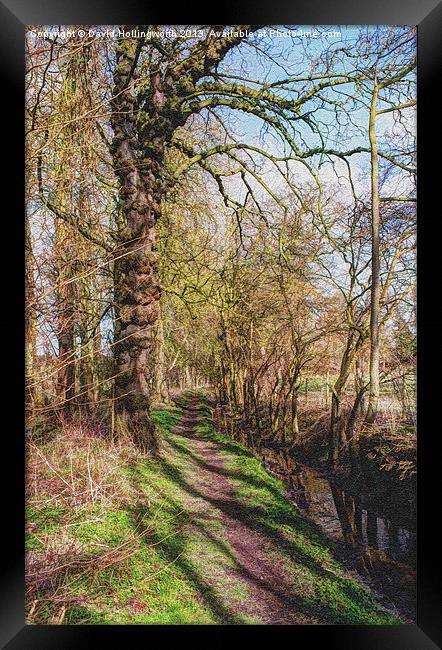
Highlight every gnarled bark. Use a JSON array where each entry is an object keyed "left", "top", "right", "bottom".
[
  {"left": 110, "top": 29, "right": 256, "bottom": 451},
  {"left": 110, "top": 38, "right": 170, "bottom": 451}
]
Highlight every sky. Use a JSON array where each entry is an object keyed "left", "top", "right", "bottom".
[{"left": 169, "top": 25, "right": 416, "bottom": 217}]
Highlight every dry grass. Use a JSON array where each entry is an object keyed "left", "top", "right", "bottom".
[
  {"left": 26, "top": 419, "right": 141, "bottom": 509},
  {"left": 25, "top": 417, "right": 150, "bottom": 622}
]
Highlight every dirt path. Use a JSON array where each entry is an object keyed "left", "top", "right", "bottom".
[{"left": 166, "top": 397, "right": 314, "bottom": 624}]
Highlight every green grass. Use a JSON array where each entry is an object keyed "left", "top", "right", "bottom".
[
  {"left": 185, "top": 396, "right": 400, "bottom": 625},
  {"left": 63, "top": 406, "right": 223, "bottom": 625},
  {"left": 26, "top": 399, "right": 253, "bottom": 624},
  {"left": 26, "top": 392, "right": 400, "bottom": 625}
]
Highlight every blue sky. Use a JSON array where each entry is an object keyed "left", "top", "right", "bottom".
[{"left": 192, "top": 25, "right": 416, "bottom": 208}]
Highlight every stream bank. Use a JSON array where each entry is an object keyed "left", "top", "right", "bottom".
[{"left": 210, "top": 400, "right": 416, "bottom": 621}]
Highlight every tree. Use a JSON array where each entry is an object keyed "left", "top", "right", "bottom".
[
  {"left": 25, "top": 25, "right": 416, "bottom": 460},
  {"left": 108, "top": 25, "right": 358, "bottom": 449}
]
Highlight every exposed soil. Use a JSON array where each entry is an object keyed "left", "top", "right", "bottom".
[{"left": 168, "top": 398, "right": 316, "bottom": 624}]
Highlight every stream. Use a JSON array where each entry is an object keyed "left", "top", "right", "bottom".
[{"left": 259, "top": 445, "right": 416, "bottom": 620}]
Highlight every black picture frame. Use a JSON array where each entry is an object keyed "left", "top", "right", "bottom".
[{"left": 2, "top": 1, "right": 441, "bottom": 647}]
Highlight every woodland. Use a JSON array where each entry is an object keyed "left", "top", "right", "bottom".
[{"left": 25, "top": 25, "right": 416, "bottom": 625}]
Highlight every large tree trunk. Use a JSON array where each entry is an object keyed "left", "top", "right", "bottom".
[
  {"left": 346, "top": 386, "right": 367, "bottom": 472},
  {"left": 329, "top": 392, "right": 342, "bottom": 466},
  {"left": 110, "top": 38, "right": 164, "bottom": 451},
  {"left": 112, "top": 204, "right": 160, "bottom": 450},
  {"left": 291, "top": 387, "right": 300, "bottom": 442},
  {"left": 328, "top": 333, "right": 360, "bottom": 466},
  {"left": 53, "top": 48, "right": 85, "bottom": 418},
  {"left": 110, "top": 31, "right": 252, "bottom": 450}
]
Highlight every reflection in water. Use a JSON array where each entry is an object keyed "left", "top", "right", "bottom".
[
  {"left": 217, "top": 413, "right": 416, "bottom": 619},
  {"left": 261, "top": 447, "right": 415, "bottom": 563},
  {"left": 260, "top": 446, "right": 416, "bottom": 619}
]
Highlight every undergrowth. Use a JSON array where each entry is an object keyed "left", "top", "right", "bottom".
[
  {"left": 26, "top": 391, "right": 401, "bottom": 625},
  {"left": 26, "top": 399, "right": 217, "bottom": 624}
]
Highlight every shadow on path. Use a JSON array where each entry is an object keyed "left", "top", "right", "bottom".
[{"left": 125, "top": 396, "right": 394, "bottom": 625}]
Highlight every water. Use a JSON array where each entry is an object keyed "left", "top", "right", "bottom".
[{"left": 260, "top": 446, "right": 416, "bottom": 619}]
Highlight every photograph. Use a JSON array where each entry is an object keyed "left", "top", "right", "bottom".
[{"left": 24, "top": 23, "right": 417, "bottom": 626}]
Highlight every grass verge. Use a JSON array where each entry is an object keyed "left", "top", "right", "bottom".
[{"left": 26, "top": 392, "right": 400, "bottom": 625}]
